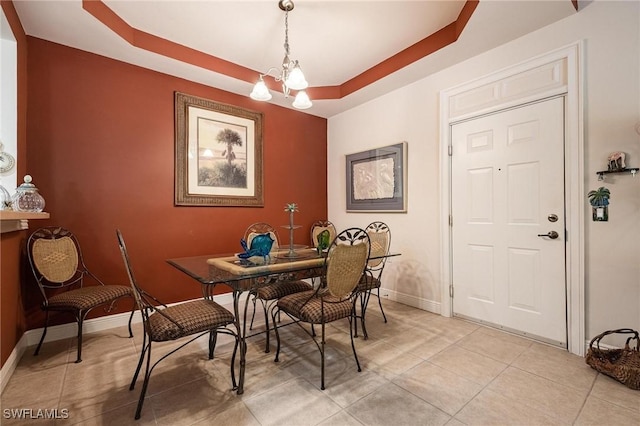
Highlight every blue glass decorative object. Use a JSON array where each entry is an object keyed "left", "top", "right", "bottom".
[{"left": 238, "top": 232, "right": 275, "bottom": 263}]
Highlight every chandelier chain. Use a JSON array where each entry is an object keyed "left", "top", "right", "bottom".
[{"left": 284, "top": 10, "right": 290, "bottom": 58}]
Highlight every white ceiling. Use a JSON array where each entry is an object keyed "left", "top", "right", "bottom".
[{"left": 10, "top": 1, "right": 577, "bottom": 118}]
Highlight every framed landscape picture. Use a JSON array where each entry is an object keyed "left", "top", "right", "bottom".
[
  {"left": 175, "top": 92, "right": 263, "bottom": 206},
  {"left": 346, "top": 142, "right": 407, "bottom": 212}
]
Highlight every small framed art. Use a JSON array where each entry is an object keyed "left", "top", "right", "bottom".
[{"left": 346, "top": 142, "right": 407, "bottom": 212}]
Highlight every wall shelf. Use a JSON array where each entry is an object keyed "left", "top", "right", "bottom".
[
  {"left": 0, "top": 211, "right": 50, "bottom": 220},
  {"left": 0, "top": 211, "right": 50, "bottom": 234},
  {"left": 596, "top": 167, "right": 639, "bottom": 181}
]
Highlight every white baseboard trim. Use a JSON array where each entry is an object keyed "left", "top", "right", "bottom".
[
  {"left": 0, "top": 334, "right": 27, "bottom": 394},
  {"left": 0, "top": 293, "right": 235, "bottom": 393},
  {"left": 380, "top": 287, "right": 441, "bottom": 314}
]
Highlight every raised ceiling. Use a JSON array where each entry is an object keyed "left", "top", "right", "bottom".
[{"left": 10, "top": 0, "right": 577, "bottom": 118}]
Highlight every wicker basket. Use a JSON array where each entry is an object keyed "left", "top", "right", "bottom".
[{"left": 585, "top": 328, "right": 640, "bottom": 390}]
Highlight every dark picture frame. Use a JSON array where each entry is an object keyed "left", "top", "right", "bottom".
[
  {"left": 175, "top": 92, "right": 263, "bottom": 207},
  {"left": 346, "top": 142, "right": 407, "bottom": 212}
]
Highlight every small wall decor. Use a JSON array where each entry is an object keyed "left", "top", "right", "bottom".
[
  {"left": 607, "top": 151, "right": 626, "bottom": 171},
  {"left": 588, "top": 186, "right": 610, "bottom": 221},
  {"left": 346, "top": 142, "right": 407, "bottom": 212},
  {"left": 596, "top": 151, "right": 638, "bottom": 180},
  {"left": 174, "top": 92, "right": 264, "bottom": 207}
]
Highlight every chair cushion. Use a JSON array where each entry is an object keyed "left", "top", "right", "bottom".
[
  {"left": 357, "top": 275, "right": 381, "bottom": 291},
  {"left": 277, "top": 290, "right": 354, "bottom": 324},
  {"left": 47, "top": 285, "right": 131, "bottom": 310},
  {"left": 148, "top": 299, "right": 235, "bottom": 342},
  {"left": 256, "top": 280, "right": 312, "bottom": 301}
]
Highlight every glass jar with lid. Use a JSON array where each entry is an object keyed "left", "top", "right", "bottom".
[{"left": 12, "top": 175, "right": 45, "bottom": 212}]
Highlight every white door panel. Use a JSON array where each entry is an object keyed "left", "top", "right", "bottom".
[{"left": 452, "top": 97, "right": 566, "bottom": 346}]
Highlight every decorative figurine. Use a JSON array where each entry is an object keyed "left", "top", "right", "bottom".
[
  {"left": 607, "top": 152, "right": 626, "bottom": 171},
  {"left": 316, "top": 229, "right": 330, "bottom": 254},
  {"left": 238, "top": 232, "right": 275, "bottom": 263}
]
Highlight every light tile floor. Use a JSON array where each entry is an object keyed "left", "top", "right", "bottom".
[{"left": 2, "top": 299, "right": 638, "bottom": 425}]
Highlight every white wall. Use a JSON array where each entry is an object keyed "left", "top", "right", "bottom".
[
  {"left": 1, "top": 8, "right": 18, "bottom": 193},
  {"left": 328, "top": 1, "right": 640, "bottom": 340}
]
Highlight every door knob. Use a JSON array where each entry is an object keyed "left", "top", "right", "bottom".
[{"left": 537, "top": 231, "right": 559, "bottom": 239}]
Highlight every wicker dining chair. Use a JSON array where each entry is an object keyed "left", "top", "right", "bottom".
[
  {"left": 355, "top": 221, "right": 391, "bottom": 339},
  {"left": 245, "top": 222, "right": 313, "bottom": 352},
  {"left": 273, "top": 227, "right": 371, "bottom": 390},
  {"left": 26, "top": 227, "right": 134, "bottom": 363},
  {"left": 116, "top": 230, "right": 240, "bottom": 420}
]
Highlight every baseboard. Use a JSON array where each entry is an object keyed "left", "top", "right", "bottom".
[
  {"left": 379, "top": 287, "right": 441, "bottom": 314},
  {"left": 0, "top": 293, "right": 235, "bottom": 393},
  {"left": 0, "top": 334, "right": 27, "bottom": 394}
]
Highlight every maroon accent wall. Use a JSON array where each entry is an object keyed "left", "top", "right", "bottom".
[{"left": 24, "top": 37, "right": 327, "bottom": 330}]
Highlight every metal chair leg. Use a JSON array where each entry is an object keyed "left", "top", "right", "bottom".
[
  {"left": 359, "top": 291, "right": 371, "bottom": 340},
  {"left": 349, "top": 312, "right": 362, "bottom": 373},
  {"left": 130, "top": 333, "right": 148, "bottom": 390},
  {"left": 209, "top": 330, "right": 218, "bottom": 359},
  {"left": 320, "top": 321, "right": 326, "bottom": 390},
  {"left": 34, "top": 311, "right": 49, "bottom": 356},
  {"left": 262, "top": 301, "right": 271, "bottom": 353},
  {"left": 273, "top": 307, "right": 282, "bottom": 362},
  {"left": 127, "top": 308, "right": 135, "bottom": 337},
  {"left": 75, "top": 313, "right": 84, "bottom": 363},
  {"left": 376, "top": 287, "right": 387, "bottom": 323},
  {"left": 134, "top": 342, "right": 153, "bottom": 420}
]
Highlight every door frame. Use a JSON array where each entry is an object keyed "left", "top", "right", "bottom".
[{"left": 439, "top": 42, "right": 585, "bottom": 355}]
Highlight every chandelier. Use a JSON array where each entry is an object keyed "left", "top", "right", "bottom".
[{"left": 249, "top": 0, "right": 312, "bottom": 110}]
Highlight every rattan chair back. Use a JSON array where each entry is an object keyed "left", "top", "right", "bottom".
[
  {"left": 28, "top": 227, "right": 86, "bottom": 293},
  {"left": 326, "top": 228, "right": 370, "bottom": 299},
  {"left": 365, "top": 222, "right": 391, "bottom": 269},
  {"left": 310, "top": 220, "right": 337, "bottom": 248}
]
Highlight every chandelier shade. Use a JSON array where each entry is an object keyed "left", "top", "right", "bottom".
[
  {"left": 285, "top": 62, "right": 308, "bottom": 90},
  {"left": 249, "top": 76, "right": 273, "bottom": 101},
  {"left": 292, "top": 90, "right": 312, "bottom": 109},
  {"left": 250, "top": 0, "right": 312, "bottom": 109}
]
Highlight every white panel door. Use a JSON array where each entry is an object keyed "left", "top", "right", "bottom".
[{"left": 451, "top": 97, "right": 566, "bottom": 346}]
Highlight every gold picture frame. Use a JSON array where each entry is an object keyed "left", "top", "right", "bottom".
[{"left": 175, "top": 92, "right": 263, "bottom": 207}]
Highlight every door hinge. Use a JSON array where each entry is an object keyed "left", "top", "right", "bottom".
[
  {"left": 448, "top": 145, "right": 453, "bottom": 156},
  {"left": 449, "top": 215, "right": 453, "bottom": 227},
  {"left": 449, "top": 285, "right": 454, "bottom": 298}
]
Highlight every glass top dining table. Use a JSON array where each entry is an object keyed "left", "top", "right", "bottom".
[
  {"left": 167, "top": 247, "right": 328, "bottom": 292},
  {"left": 166, "top": 248, "right": 400, "bottom": 395},
  {"left": 167, "top": 248, "right": 330, "bottom": 395}
]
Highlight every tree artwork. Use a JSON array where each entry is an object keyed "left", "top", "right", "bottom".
[{"left": 217, "top": 128, "right": 243, "bottom": 166}]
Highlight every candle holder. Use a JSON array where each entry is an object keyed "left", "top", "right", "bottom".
[{"left": 281, "top": 203, "right": 302, "bottom": 258}]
